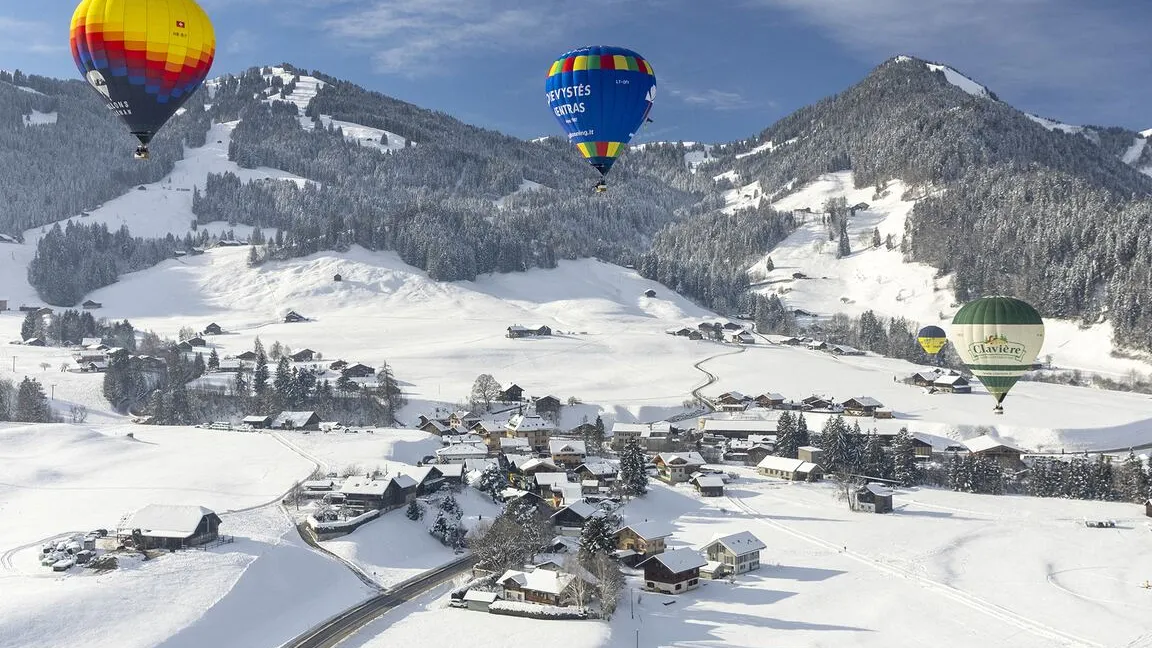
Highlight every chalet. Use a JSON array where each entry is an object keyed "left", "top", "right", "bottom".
[
  {"left": 743, "top": 444, "right": 774, "bottom": 466},
  {"left": 690, "top": 474, "right": 725, "bottom": 497},
  {"left": 576, "top": 461, "right": 617, "bottom": 485},
  {"left": 500, "top": 384, "right": 525, "bottom": 402},
  {"left": 701, "top": 531, "right": 765, "bottom": 576},
  {"left": 203, "top": 323, "right": 223, "bottom": 336},
  {"left": 615, "top": 521, "right": 674, "bottom": 557},
  {"left": 757, "top": 456, "right": 823, "bottom": 482},
  {"left": 638, "top": 548, "right": 707, "bottom": 594},
  {"left": 80, "top": 337, "right": 102, "bottom": 348},
  {"left": 611, "top": 423, "right": 646, "bottom": 449},
  {"left": 728, "top": 331, "right": 756, "bottom": 345},
  {"left": 119, "top": 505, "right": 221, "bottom": 550},
  {"left": 498, "top": 436, "right": 532, "bottom": 454},
  {"left": 500, "top": 489, "right": 551, "bottom": 514},
  {"left": 240, "top": 415, "right": 271, "bottom": 429},
  {"left": 805, "top": 340, "right": 828, "bottom": 351},
  {"left": 830, "top": 344, "right": 864, "bottom": 356},
  {"left": 549, "top": 535, "right": 581, "bottom": 554},
  {"left": 236, "top": 351, "right": 258, "bottom": 362},
  {"left": 644, "top": 289, "right": 657, "bottom": 298},
  {"left": 333, "top": 273, "right": 342, "bottom": 282},
  {"left": 81, "top": 300, "right": 103, "bottom": 310},
  {"left": 700, "top": 418, "right": 776, "bottom": 440},
  {"left": 506, "top": 325, "right": 553, "bottom": 339},
  {"left": 550, "top": 500, "right": 601, "bottom": 533},
  {"left": 688, "top": 330, "right": 704, "bottom": 340},
  {"left": 435, "top": 444, "right": 489, "bottom": 465},
  {"left": 516, "top": 456, "right": 563, "bottom": 475},
  {"left": 283, "top": 310, "right": 308, "bottom": 323},
  {"left": 797, "top": 446, "right": 825, "bottom": 465},
  {"left": 339, "top": 476, "right": 406, "bottom": 511},
  {"left": 290, "top": 349, "right": 316, "bottom": 362},
  {"left": 420, "top": 419, "right": 453, "bottom": 436},
  {"left": 640, "top": 422, "right": 679, "bottom": 452},
  {"left": 302, "top": 479, "right": 339, "bottom": 492},
  {"left": 755, "top": 393, "right": 787, "bottom": 409},
  {"left": 715, "top": 391, "right": 750, "bottom": 410},
  {"left": 963, "top": 435, "right": 1026, "bottom": 469},
  {"left": 534, "top": 395, "right": 562, "bottom": 417},
  {"left": 793, "top": 308, "right": 817, "bottom": 317},
  {"left": 908, "top": 371, "right": 942, "bottom": 387},
  {"left": 549, "top": 439, "right": 587, "bottom": 468},
  {"left": 435, "top": 463, "right": 464, "bottom": 485},
  {"left": 184, "top": 337, "right": 206, "bottom": 348},
  {"left": 533, "top": 473, "right": 571, "bottom": 502},
  {"left": 933, "top": 374, "right": 972, "bottom": 393},
  {"left": 498, "top": 567, "right": 576, "bottom": 606},
  {"left": 653, "top": 452, "right": 706, "bottom": 483},
  {"left": 802, "top": 395, "right": 839, "bottom": 412},
  {"left": 850, "top": 483, "right": 894, "bottom": 514},
  {"left": 0, "top": 233, "right": 16, "bottom": 243},
  {"left": 449, "top": 410, "right": 481, "bottom": 428},
  {"left": 843, "top": 397, "right": 885, "bottom": 417},
  {"left": 329, "top": 360, "right": 348, "bottom": 371},
  {"left": 505, "top": 413, "right": 553, "bottom": 451},
  {"left": 176, "top": 341, "right": 195, "bottom": 353},
  {"left": 79, "top": 361, "right": 107, "bottom": 373},
  {"left": 666, "top": 327, "right": 694, "bottom": 337},
  {"left": 23, "top": 337, "right": 46, "bottom": 347},
  {"left": 270, "top": 411, "right": 321, "bottom": 431},
  {"left": 343, "top": 363, "right": 375, "bottom": 378}
]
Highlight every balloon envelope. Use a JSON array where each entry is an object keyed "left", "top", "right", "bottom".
[
  {"left": 950, "top": 297, "right": 1045, "bottom": 410},
  {"left": 545, "top": 46, "right": 656, "bottom": 177},
  {"left": 916, "top": 325, "right": 948, "bottom": 355},
  {"left": 70, "top": 0, "right": 215, "bottom": 146}
]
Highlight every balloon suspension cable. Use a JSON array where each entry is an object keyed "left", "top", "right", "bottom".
[{"left": 133, "top": 145, "right": 151, "bottom": 160}]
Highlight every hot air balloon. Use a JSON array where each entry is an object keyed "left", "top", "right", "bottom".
[
  {"left": 950, "top": 296, "right": 1045, "bottom": 414},
  {"left": 545, "top": 46, "right": 656, "bottom": 193},
  {"left": 916, "top": 325, "right": 948, "bottom": 359},
  {"left": 70, "top": 0, "right": 216, "bottom": 159}
]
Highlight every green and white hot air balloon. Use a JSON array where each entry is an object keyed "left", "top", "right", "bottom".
[{"left": 950, "top": 296, "right": 1045, "bottom": 414}]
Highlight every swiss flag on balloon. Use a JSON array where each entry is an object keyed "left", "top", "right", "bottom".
[{"left": 176, "top": 20, "right": 185, "bottom": 28}]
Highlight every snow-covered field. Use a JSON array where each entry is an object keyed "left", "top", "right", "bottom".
[{"left": 0, "top": 424, "right": 372, "bottom": 648}]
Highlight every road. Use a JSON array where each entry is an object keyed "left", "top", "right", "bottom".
[
  {"left": 691, "top": 344, "right": 747, "bottom": 411},
  {"left": 279, "top": 554, "right": 477, "bottom": 648}
]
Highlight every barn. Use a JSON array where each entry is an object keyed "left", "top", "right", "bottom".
[{"left": 119, "top": 505, "right": 222, "bottom": 550}]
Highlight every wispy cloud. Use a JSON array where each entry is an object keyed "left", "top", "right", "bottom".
[
  {"left": 0, "top": 16, "right": 64, "bottom": 55},
  {"left": 320, "top": 0, "right": 562, "bottom": 75},
  {"left": 670, "top": 88, "right": 753, "bottom": 111},
  {"left": 750, "top": 0, "right": 1150, "bottom": 93}
]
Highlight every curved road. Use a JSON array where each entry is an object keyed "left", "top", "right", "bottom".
[
  {"left": 691, "top": 344, "right": 747, "bottom": 411},
  {"left": 279, "top": 554, "right": 477, "bottom": 648}
]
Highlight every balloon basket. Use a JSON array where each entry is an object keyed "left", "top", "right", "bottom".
[
  {"left": 993, "top": 406, "right": 1004, "bottom": 415},
  {"left": 593, "top": 181, "right": 607, "bottom": 194},
  {"left": 133, "top": 146, "right": 151, "bottom": 160}
]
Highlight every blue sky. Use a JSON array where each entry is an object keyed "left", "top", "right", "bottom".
[{"left": 4, "top": 0, "right": 1150, "bottom": 143}]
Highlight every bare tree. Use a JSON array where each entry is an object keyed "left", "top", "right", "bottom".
[
  {"left": 469, "top": 374, "right": 502, "bottom": 411},
  {"left": 590, "top": 553, "right": 624, "bottom": 618},
  {"left": 39, "top": 362, "right": 50, "bottom": 372},
  {"left": 69, "top": 404, "right": 89, "bottom": 424},
  {"left": 563, "top": 554, "right": 593, "bottom": 608}
]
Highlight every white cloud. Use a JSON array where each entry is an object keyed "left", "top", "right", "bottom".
[
  {"left": 670, "top": 88, "right": 752, "bottom": 111},
  {"left": 320, "top": 0, "right": 564, "bottom": 75}
]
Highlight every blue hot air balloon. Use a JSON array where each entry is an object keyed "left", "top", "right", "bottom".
[{"left": 545, "top": 46, "right": 656, "bottom": 192}]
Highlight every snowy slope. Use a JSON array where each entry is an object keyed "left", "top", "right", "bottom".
[
  {"left": 752, "top": 171, "right": 1152, "bottom": 381},
  {"left": 925, "top": 63, "right": 992, "bottom": 99},
  {"left": 21, "top": 110, "right": 57, "bottom": 127},
  {"left": 1024, "top": 113, "right": 1084, "bottom": 135},
  {"left": 495, "top": 179, "right": 543, "bottom": 208}
]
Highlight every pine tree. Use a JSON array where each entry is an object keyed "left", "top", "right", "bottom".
[
  {"left": 891, "top": 428, "right": 921, "bottom": 487},
  {"left": 587, "top": 415, "right": 606, "bottom": 456},
  {"left": 20, "top": 311, "right": 40, "bottom": 341},
  {"left": 406, "top": 499, "right": 424, "bottom": 521},
  {"left": 973, "top": 457, "right": 1004, "bottom": 495},
  {"left": 872, "top": 227, "right": 881, "bottom": 248},
  {"left": 773, "top": 411, "right": 797, "bottom": 458},
  {"left": 192, "top": 353, "right": 206, "bottom": 378},
  {"left": 475, "top": 463, "right": 506, "bottom": 501},
  {"left": 15, "top": 377, "right": 51, "bottom": 423},
  {"left": 440, "top": 493, "right": 462, "bottom": 520},
  {"left": 860, "top": 432, "right": 891, "bottom": 480},
  {"left": 795, "top": 413, "right": 810, "bottom": 449},
  {"left": 252, "top": 338, "right": 269, "bottom": 396},
  {"left": 1116, "top": 452, "right": 1149, "bottom": 503},
  {"left": 1067, "top": 458, "right": 1093, "bottom": 499},
  {"left": 819, "top": 416, "right": 853, "bottom": 473},
  {"left": 619, "top": 438, "right": 649, "bottom": 496},
  {"left": 208, "top": 347, "right": 220, "bottom": 371},
  {"left": 579, "top": 513, "right": 619, "bottom": 560},
  {"left": 837, "top": 220, "right": 851, "bottom": 258},
  {"left": 272, "top": 356, "right": 292, "bottom": 407}
]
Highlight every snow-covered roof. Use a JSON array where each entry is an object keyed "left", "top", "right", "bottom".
[
  {"left": 845, "top": 397, "right": 884, "bottom": 408},
  {"left": 80, "top": 337, "right": 101, "bottom": 347},
  {"left": 271, "top": 411, "right": 318, "bottom": 428},
  {"left": 757, "top": 456, "right": 822, "bottom": 473},
  {"left": 463, "top": 590, "right": 500, "bottom": 603},
  {"left": 443, "top": 434, "right": 485, "bottom": 446},
  {"left": 933, "top": 375, "right": 968, "bottom": 385},
  {"left": 963, "top": 435, "right": 1025, "bottom": 454},
  {"left": 692, "top": 475, "right": 725, "bottom": 488},
  {"left": 464, "top": 458, "right": 499, "bottom": 473},
  {"left": 551, "top": 500, "right": 600, "bottom": 521},
  {"left": 705, "top": 531, "right": 766, "bottom": 556},
  {"left": 577, "top": 461, "right": 616, "bottom": 476},
  {"left": 391, "top": 474, "right": 418, "bottom": 490},
  {"left": 435, "top": 444, "right": 488, "bottom": 458},
  {"left": 701, "top": 419, "right": 777, "bottom": 433},
  {"left": 498, "top": 568, "right": 574, "bottom": 595},
  {"left": 612, "top": 423, "right": 649, "bottom": 434},
  {"left": 616, "top": 520, "right": 674, "bottom": 540},
  {"left": 558, "top": 483, "right": 584, "bottom": 504},
  {"left": 242, "top": 415, "right": 270, "bottom": 423},
  {"left": 507, "top": 414, "right": 553, "bottom": 432},
  {"left": 121, "top": 505, "right": 217, "bottom": 539},
  {"left": 498, "top": 437, "right": 531, "bottom": 449},
  {"left": 535, "top": 473, "right": 570, "bottom": 488},
  {"left": 549, "top": 439, "right": 587, "bottom": 455},
  {"left": 639, "top": 547, "right": 708, "bottom": 574},
  {"left": 340, "top": 476, "right": 391, "bottom": 496},
  {"left": 436, "top": 463, "right": 465, "bottom": 478},
  {"left": 862, "top": 483, "right": 894, "bottom": 497},
  {"left": 520, "top": 458, "right": 560, "bottom": 472},
  {"left": 655, "top": 452, "right": 705, "bottom": 466}
]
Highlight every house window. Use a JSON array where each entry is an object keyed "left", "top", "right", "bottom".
[
  {"left": 675, "top": 583, "right": 682, "bottom": 590},
  {"left": 688, "top": 579, "right": 698, "bottom": 586},
  {"left": 647, "top": 581, "right": 655, "bottom": 588}
]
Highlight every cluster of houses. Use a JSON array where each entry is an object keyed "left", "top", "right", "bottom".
[
  {"left": 507, "top": 325, "right": 552, "bottom": 339},
  {"left": 666, "top": 321, "right": 756, "bottom": 345},
  {"left": 709, "top": 390, "right": 894, "bottom": 418}
]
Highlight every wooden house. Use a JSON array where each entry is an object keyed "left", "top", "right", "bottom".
[
  {"left": 82, "top": 300, "right": 103, "bottom": 310},
  {"left": 242, "top": 415, "right": 272, "bottom": 429},
  {"left": 119, "top": 505, "right": 221, "bottom": 550},
  {"left": 690, "top": 474, "right": 725, "bottom": 497},
  {"left": 843, "top": 397, "right": 885, "bottom": 417},
  {"left": 23, "top": 337, "right": 46, "bottom": 347},
  {"left": 339, "top": 476, "right": 409, "bottom": 511},
  {"left": 290, "top": 349, "right": 316, "bottom": 362},
  {"left": 908, "top": 371, "right": 941, "bottom": 388},
  {"left": 611, "top": 423, "right": 646, "bottom": 449},
  {"left": 498, "top": 567, "right": 576, "bottom": 606},
  {"left": 802, "top": 395, "right": 837, "bottom": 411},
  {"left": 797, "top": 446, "right": 825, "bottom": 465},
  {"left": 203, "top": 323, "right": 223, "bottom": 335},
  {"left": 701, "top": 531, "right": 765, "bottom": 576},
  {"left": 757, "top": 456, "right": 823, "bottom": 482},
  {"left": 343, "top": 363, "right": 375, "bottom": 378},
  {"left": 271, "top": 411, "right": 321, "bottom": 431},
  {"left": 333, "top": 273, "right": 343, "bottom": 282},
  {"left": 284, "top": 310, "right": 308, "bottom": 323},
  {"left": 963, "top": 435, "right": 1026, "bottom": 469},
  {"left": 638, "top": 548, "right": 707, "bottom": 594},
  {"left": 236, "top": 351, "right": 258, "bottom": 362},
  {"left": 549, "top": 439, "right": 587, "bottom": 468},
  {"left": 754, "top": 393, "right": 786, "bottom": 409},
  {"left": 850, "top": 483, "right": 894, "bottom": 514},
  {"left": 534, "top": 395, "right": 562, "bottom": 417},
  {"left": 500, "top": 384, "right": 525, "bottom": 402},
  {"left": 644, "top": 289, "right": 657, "bottom": 298},
  {"left": 329, "top": 360, "right": 349, "bottom": 371},
  {"left": 745, "top": 444, "right": 774, "bottom": 466},
  {"left": 550, "top": 500, "right": 600, "bottom": 533},
  {"left": 575, "top": 461, "right": 617, "bottom": 486},
  {"left": 933, "top": 374, "right": 971, "bottom": 393},
  {"left": 614, "top": 521, "right": 674, "bottom": 557},
  {"left": 653, "top": 452, "right": 706, "bottom": 483},
  {"left": 505, "top": 413, "right": 552, "bottom": 451}
]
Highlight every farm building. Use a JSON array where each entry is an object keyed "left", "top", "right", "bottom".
[
  {"left": 963, "top": 435, "right": 1027, "bottom": 469},
  {"left": 638, "top": 548, "right": 707, "bottom": 594},
  {"left": 850, "top": 483, "right": 894, "bottom": 514},
  {"left": 271, "top": 411, "right": 321, "bottom": 431},
  {"left": 690, "top": 474, "right": 725, "bottom": 497},
  {"left": 118, "top": 505, "right": 221, "bottom": 550},
  {"left": 757, "top": 456, "right": 823, "bottom": 482}
]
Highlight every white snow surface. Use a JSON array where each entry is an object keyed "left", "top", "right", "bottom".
[
  {"left": 754, "top": 171, "right": 1152, "bottom": 383},
  {"left": 495, "top": 179, "right": 544, "bottom": 208},
  {"left": 1025, "top": 113, "right": 1084, "bottom": 135},
  {"left": 0, "top": 424, "right": 372, "bottom": 648},
  {"left": 925, "top": 63, "right": 992, "bottom": 99},
  {"left": 21, "top": 110, "right": 57, "bottom": 127},
  {"left": 1120, "top": 136, "right": 1146, "bottom": 164}
]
